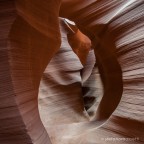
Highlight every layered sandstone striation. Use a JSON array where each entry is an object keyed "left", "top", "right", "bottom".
[{"left": 0, "top": 0, "right": 144, "bottom": 144}]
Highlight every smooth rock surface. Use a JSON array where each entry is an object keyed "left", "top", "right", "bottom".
[{"left": 0, "top": 0, "right": 144, "bottom": 144}]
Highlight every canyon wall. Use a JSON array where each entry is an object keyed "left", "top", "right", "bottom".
[{"left": 0, "top": 0, "right": 144, "bottom": 144}]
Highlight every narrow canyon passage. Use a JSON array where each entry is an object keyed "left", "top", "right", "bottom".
[{"left": 0, "top": 0, "right": 144, "bottom": 144}]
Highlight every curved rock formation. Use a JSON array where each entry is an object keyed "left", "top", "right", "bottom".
[
  {"left": 0, "top": 0, "right": 61, "bottom": 143},
  {"left": 58, "top": 0, "right": 144, "bottom": 143},
  {"left": 0, "top": 0, "right": 144, "bottom": 144}
]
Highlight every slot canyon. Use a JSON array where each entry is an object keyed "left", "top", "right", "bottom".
[{"left": 0, "top": 0, "right": 144, "bottom": 144}]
